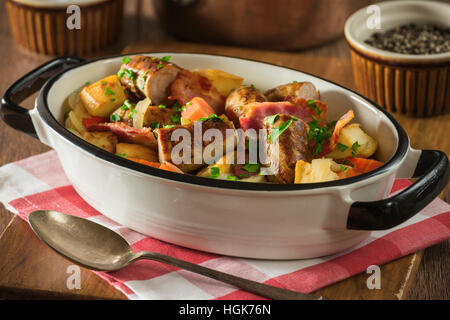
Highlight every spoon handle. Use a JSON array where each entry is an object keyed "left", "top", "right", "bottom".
[{"left": 133, "top": 251, "right": 325, "bottom": 300}]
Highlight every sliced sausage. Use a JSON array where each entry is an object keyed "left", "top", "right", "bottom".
[
  {"left": 265, "top": 82, "right": 319, "bottom": 102},
  {"left": 119, "top": 55, "right": 181, "bottom": 105},
  {"left": 264, "top": 114, "right": 311, "bottom": 184},
  {"left": 225, "top": 85, "right": 267, "bottom": 126},
  {"left": 170, "top": 70, "right": 226, "bottom": 115}
]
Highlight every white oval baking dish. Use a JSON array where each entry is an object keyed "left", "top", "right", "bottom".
[{"left": 1, "top": 53, "right": 448, "bottom": 259}]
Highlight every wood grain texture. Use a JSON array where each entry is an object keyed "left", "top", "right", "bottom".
[{"left": 0, "top": 0, "right": 448, "bottom": 300}]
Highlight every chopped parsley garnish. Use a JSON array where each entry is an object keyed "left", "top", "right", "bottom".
[
  {"left": 128, "top": 108, "right": 136, "bottom": 119},
  {"left": 110, "top": 98, "right": 116, "bottom": 102},
  {"left": 242, "top": 163, "right": 260, "bottom": 173},
  {"left": 292, "top": 80, "right": 298, "bottom": 83},
  {"left": 264, "top": 114, "right": 279, "bottom": 126},
  {"left": 157, "top": 63, "right": 163, "bottom": 70},
  {"left": 250, "top": 84, "right": 256, "bottom": 89},
  {"left": 269, "top": 119, "right": 293, "bottom": 143},
  {"left": 110, "top": 114, "right": 120, "bottom": 122},
  {"left": 120, "top": 99, "right": 133, "bottom": 110},
  {"left": 84, "top": 81, "right": 91, "bottom": 86},
  {"left": 343, "top": 159, "right": 354, "bottom": 167},
  {"left": 117, "top": 69, "right": 125, "bottom": 78},
  {"left": 337, "top": 142, "right": 348, "bottom": 152},
  {"left": 340, "top": 165, "right": 348, "bottom": 172},
  {"left": 208, "top": 114, "right": 224, "bottom": 121},
  {"left": 124, "top": 69, "right": 137, "bottom": 83},
  {"left": 307, "top": 119, "right": 333, "bottom": 156},
  {"left": 116, "top": 153, "right": 127, "bottom": 158},
  {"left": 171, "top": 113, "right": 181, "bottom": 123},
  {"left": 150, "top": 122, "right": 160, "bottom": 130},
  {"left": 122, "top": 56, "right": 131, "bottom": 64},
  {"left": 144, "top": 70, "right": 149, "bottom": 75},
  {"left": 158, "top": 104, "right": 166, "bottom": 109},
  {"left": 210, "top": 167, "right": 220, "bottom": 179},
  {"left": 351, "top": 141, "right": 360, "bottom": 156},
  {"left": 227, "top": 175, "right": 239, "bottom": 181},
  {"left": 307, "top": 99, "right": 322, "bottom": 117},
  {"left": 160, "top": 56, "right": 171, "bottom": 62},
  {"left": 105, "top": 87, "right": 115, "bottom": 95},
  {"left": 171, "top": 102, "right": 183, "bottom": 112},
  {"left": 198, "top": 114, "right": 224, "bottom": 122}
]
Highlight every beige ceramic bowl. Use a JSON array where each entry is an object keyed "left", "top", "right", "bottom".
[
  {"left": 345, "top": 0, "right": 450, "bottom": 117},
  {"left": 6, "top": 0, "right": 123, "bottom": 56}
]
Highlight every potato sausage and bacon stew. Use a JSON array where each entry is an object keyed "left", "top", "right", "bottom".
[{"left": 64, "top": 55, "right": 383, "bottom": 184}]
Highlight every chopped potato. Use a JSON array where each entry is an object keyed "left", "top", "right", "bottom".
[
  {"left": 326, "top": 124, "right": 378, "bottom": 159},
  {"left": 197, "top": 152, "right": 235, "bottom": 179},
  {"left": 116, "top": 143, "right": 158, "bottom": 162},
  {"left": 80, "top": 75, "right": 126, "bottom": 117},
  {"left": 240, "top": 175, "right": 267, "bottom": 183},
  {"left": 192, "top": 69, "right": 243, "bottom": 96},
  {"left": 295, "top": 159, "right": 340, "bottom": 183},
  {"left": 81, "top": 131, "right": 118, "bottom": 153}
]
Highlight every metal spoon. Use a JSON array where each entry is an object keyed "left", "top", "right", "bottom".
[{"left": 28, "top": 210, "right": 326, "bottom": 300}]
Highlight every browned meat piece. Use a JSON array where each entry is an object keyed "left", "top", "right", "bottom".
[
  {"left": 170, "top": 70, "right": 226, "bottom": 115},
  {"left": 225, "top": 85, "right": 267, "bottom": 126},
  {"left": 141, "top": 106, "right": 180, "bottom": 127},
  {"left": 264, "top": 114, "right": 311, "bottom": 184},
  {"left": 155, "top": 118, "right": 236, "bottom": 172},
  {"left": 88, "top": 122, "right": 157, "bottom": 149},
  {"left": 239, "top": 99, "right": 327, "bottom": 131},
  {"left": 119, "top": 55, "right": 181, "bottom": 105},
  {"left": 264, "top": 82, "right": 319, "bottom": 102}
]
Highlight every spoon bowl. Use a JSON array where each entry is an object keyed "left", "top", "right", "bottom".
[
  {"left": 28, "top": 210, "right": 326, "bottom": 300},
  {"left": 29, "top": 210, "right": 134, "bottom": 271}
]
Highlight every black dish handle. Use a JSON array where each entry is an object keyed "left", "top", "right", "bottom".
[
  {"left": 1, "top": 56, "right": 85, "bottom": 139},
  {"left": 347, "top": 150, "right": 449, "bottom": 230}
]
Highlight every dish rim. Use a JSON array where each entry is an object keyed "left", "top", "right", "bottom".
[{"left": 36, "top": 52, "right": 409, "bottom": 192}]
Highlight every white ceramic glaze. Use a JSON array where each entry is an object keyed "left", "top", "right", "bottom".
[
  {"left": 29, "top": 53, "right": 422, "bottom": 259},
  {"left": 345, "top": 0, "right": 450, "bottom": 64}
]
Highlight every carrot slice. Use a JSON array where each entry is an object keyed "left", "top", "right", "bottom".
[
  {"left": 159, "top": 162, "right": 184, "bottom": 173},
  {"left": 345, "top": 157, "right": 384, "bottom": 173},
  {"left": 82, "top": 116, "right": 107, "bottom": 130},
  {"left": 181, "top": 97, "right": 216, "bottom": 122},
  {"left": 127, "top": 157, "right": 160, "bottom": 168}
]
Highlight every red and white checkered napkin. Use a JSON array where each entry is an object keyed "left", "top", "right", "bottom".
[{"left": 0, "top": 151, "right": 449, "bottom": 300}]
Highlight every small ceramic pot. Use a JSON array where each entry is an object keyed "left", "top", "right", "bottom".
[
  {"left": 5, "top": 0, "right": 123, "bottom": 56},
  {"left": 345, "top": 0, "right": 450, "bottom": 117}
]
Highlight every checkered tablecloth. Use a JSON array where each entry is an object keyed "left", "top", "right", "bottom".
[{"left": 0, "top": 151, "right": 448, "bottom": 299}]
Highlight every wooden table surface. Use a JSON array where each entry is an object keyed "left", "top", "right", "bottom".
[{"left": 0, "top": 0, "right": 448, "bottom": 300}]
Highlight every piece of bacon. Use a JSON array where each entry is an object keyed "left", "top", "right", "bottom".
[
  {"left": 314, "top": 110, "right": 354, "bottom": 158},
  {"left": 170, "top": 70, "right": 226, "bottom": 115},
  {"left": 286, "top": 97, "right": 327, "bottom": 125},
  {"left": 82, "top": 116, "right": 107, "bottom": 130},
  {"left": 88, "top": 122, "right": 157, "bottom": 149},
  {"left": 239, "top": 99, "right": 328, "bottom": 131}
]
